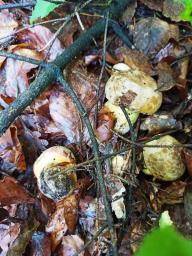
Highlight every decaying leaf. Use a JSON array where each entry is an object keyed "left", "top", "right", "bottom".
[
  {"left": 163, "top": 0, "right": 185, "bottom": 21},
  {"left": 62, "top": 194, "right": 79, "bottom": 234},
  {"left": 59, "top": 235, "right": 84, "bottom": 256},
  {"left": 157, "top": 62, "right": 176, "bottom": 91},
  {"left": 157, "top": 181, "right": 186, "bottom": 207},
  {"left": 121, "top": 0, "right": 137, "bottom": 24},
  {"left": 7, "top": 214, "right": 39, "bottom": 256},
  {"left": 79, "top": 196, "right": 96, "bottom": 235},
  {"left": 130, "top": 221, "right": 145, "bottom": 253},
  {"left": 0, "top": 177, "right": 34, "bottom": 206},
  {"left": 50, "top": 60, "right": 97, "bottom": 144},
  {"left": 184, "top": 182, "right": 192, "bottom": 225},
  {"left": 0, "top": 126, "right": 26, "bottom": 171},
  {"left": 115, "top": 47, "right": 154, "bottom": 75},
  {"left": 140, "top": 113, "right": 182, "bottom": 135},
  {"left": 17, "top": 25, "right": 63, "bottom": 61},
  {"left": 4, "top": 45, "right": 43, "bottom": 98},
  {"left": 0, "top": 4, "right": 18, "bottom": 44},
  {"left": 46, "top": 205, "right": 68, "bottom": 251},
  {"left": 140, "top": 0, "right": 163, "bottom": 12},
  {"left": 133, "top": 17, "right": 179, "bottom": 58},
  {"left": 183, "top": 149, "right": 192, "bottom": 177},
  {"left": 95, "top": 111, "right": 116, "bottom": 143},
  {"left": 0, "top": 223, "right": 20, "bottom": 255}
]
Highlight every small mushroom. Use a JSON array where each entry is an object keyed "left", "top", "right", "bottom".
[
  {"left": 103, "top": 101, "right": 139, "bottom": 134},
  {"left": 105, "top": 63, "right": 162, "bottom": 115},
  {"left": 33, "top": 146, "right": 77, "bottom": 200},
  {"left": 143, "top": 135, "right": 185, "bottom": 181}
]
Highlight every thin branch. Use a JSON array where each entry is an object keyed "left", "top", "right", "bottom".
[
  {"left": 57, "top": 73, "right": 118, "bottom": 255},
  {"left": 0, "top": 0, "right": 132, "bottom": 136},
  {"left": 75, "top": 223, "right": 108, "bottom": 256},
  {"left": 0, "top": 1, "right": 36, "bottom": 10},
  {"left": 0, "top": 50, "right": 46, "bottom": 66}
]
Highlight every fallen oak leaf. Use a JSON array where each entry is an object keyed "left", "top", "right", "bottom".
[
  {"left": 59, "top": 235, "right": 84, "bottom": 256},
  {"left": 0, "top": 125, "right": 26, "bottom": 171},
  {"left": 0, "top": 223, "right": 20, "bottom": 255},
  {"left": 7, "top": 213, "right": 39, "bottom": 256},
  {"left": 157, "top": 181, "right": 186, "bottom": 208},
  {"left": 0, "top": 177, "right": 34, "bottom": 206},
  {"left": 133, "top": 17, "right": 179, "bottom": 58}
]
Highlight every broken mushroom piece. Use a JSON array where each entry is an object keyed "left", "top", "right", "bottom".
[
  {"left": 103, "top": 101, "right": 139, "bottom": 134},
  {"left": 143, "top": 135, "right": 185, "bottom": 181},
  {"left": 105, "top": 63, "right": 162, "bottom": 115},
  {"left": 33, "top": 146, "right": 77, "bottom": 200}
]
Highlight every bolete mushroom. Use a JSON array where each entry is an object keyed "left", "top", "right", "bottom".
[
  {"left": 105, "top": 63, "right": 162, "bottom": 115},
  {"left": 33, "top": 146, "right": 77, "bottom": 200},
  {"left": 143, "top": 135, "right": 185, "bottom": 181},
  {"left": 103, "top": 101, "right": 139, "bottom": 134}
]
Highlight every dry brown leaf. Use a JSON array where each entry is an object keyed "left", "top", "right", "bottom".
[
  {"left": 79, "top": 196, "right": 96, "bottom": 235},
  {"left": 163, "top": 0, "right": 185, "bottom": 21},
  {"left": 133, "top": 17, "right": 179, "bottom": 58},
  {"left": 4, "top": 44, "right": 44, "bottom": 98},
  {"left": 157, "top": 181, "right": 186, "bottom": 207},
  {"left": 50, "top": 60, "right": 97, "bottom": 144},
  {"left": 59, "top": 235, "right": 84, "bottom": 256},
  {"left": 0, "top": 223, "right": 20, "bottom": 255},
  {"left": 46, "top": 205, "right": 68, "bottom": 251},
  {"left": 0, "top": 176, "right": 34, "bottom": 205},
  {"left": 95, "top": 112, "right": 115, "bottom": 143},
  {"left": 0, "top": 5, "right": 18, "bottom": 44},
  {"left": 183, "top": 149, "right": 192, "bottom": 176},
  {"left": 130, "top": 221, "right": 145, "bottom": 253},
  {"left": 0, "top": 126, "right": 26, "bottom": 171},
  {"left": 140, "top": 113, "right": 182, "bottom": 135},
  {"left": 157, "top": 62, "right": 176, "bottom": 91},
  {"left": 62, "top": 194, "right": 79, "bottom": 234},
  {"left": 115, "top": 47, "right": 154, "bottom": 75},
  {"left": 121, "top": 0, "right": 137, "bottom": 24},
  {"left": 17, "top": 25, "right": 63, "bottom": 62},
  {"left": 140, "top": 0, "right": 163, "bottom": 12}
]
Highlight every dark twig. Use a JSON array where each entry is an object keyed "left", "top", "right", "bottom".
[
  {"left": 57, "top": 72, "right": 118, "bottom": 255},
  {"left": 0, "top": 1, "right": 36, "bottom": 10},
  {"left": 0, "top": 0, "right": 132, "bottom": 135},
  {"left": 75, "top": 223, "right": 108, "bottom": 256},
  {"left": 110, "top": 21, "right": 134, "bottom": 49}
]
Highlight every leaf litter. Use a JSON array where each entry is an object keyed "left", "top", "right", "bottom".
[{"left": 0, "top": 0, "right": 192, "bottom": 255}]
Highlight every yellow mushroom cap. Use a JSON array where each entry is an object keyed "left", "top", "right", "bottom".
[
  {"left": 143, "top": 135, "right": 185, "bottom": 181},
  {"left": 105, "top": 63, "right": 162, "bottom": 115},
  {"left": 33, "top": 146, "right": 76, "bottom": 181}
]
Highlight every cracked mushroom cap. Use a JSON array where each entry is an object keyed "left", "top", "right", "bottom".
[
  {"left": 143, "top": 135, "right": 185, "bottom": 181},
  {"left": 33, "top": 146, "right": 77, "bottom": 200},
  {"left": 105, "top": 63, "right": 162, "bottom": 115}
]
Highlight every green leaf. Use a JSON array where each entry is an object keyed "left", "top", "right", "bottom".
[
  {"left": 135, "top": 226, "right": 192, "bottom": 256},
  {"left": 177, "top": 0, "right": 192, "bottom": 21},
  {"left": 30, "top": 0, "right": 59, "bottom": 23}
]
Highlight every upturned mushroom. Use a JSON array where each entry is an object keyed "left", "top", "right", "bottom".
[
  {"left": 105, "top": 63, "right": 162, "bottom": 115},
  {"left": 33, "top": 146, "right": 77, "bottom": 200}
]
